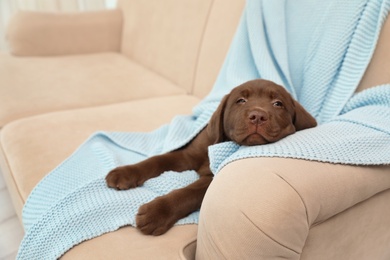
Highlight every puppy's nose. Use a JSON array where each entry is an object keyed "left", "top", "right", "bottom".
[{"left": 249, "top": 110, "right": 268, "bottom": 124}]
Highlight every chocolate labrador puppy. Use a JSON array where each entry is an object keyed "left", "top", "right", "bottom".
[{"left": 106, "top": 79, "right": 317, "bottom": 235}]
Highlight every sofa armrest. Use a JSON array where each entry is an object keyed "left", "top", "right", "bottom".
[
  {"left": 6, "top": 9, "right": 123, "bottom": 56},
  {"left": 196, "top": 157, "right": 390, "bottom": 259}
]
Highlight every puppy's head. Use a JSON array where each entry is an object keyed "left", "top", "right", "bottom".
[{"left": 207, "top": 79, "right": 317, "bottom": 146}]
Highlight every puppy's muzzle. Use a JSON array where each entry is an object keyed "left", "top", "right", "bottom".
[{"left": 248, "top": 109, "right": 268, "bottom": 125}]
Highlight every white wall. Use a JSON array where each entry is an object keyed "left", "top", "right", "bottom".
[{"left": 0, "top": 0, "right": 118, "bottom": 51}]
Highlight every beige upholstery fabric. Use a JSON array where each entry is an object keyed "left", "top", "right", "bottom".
[
  {"left": 301, "top": 189, "right": 390, "bottom": 260},
  {"left": 62, "top": 225, "right": 197, "bottom": 260},
  {"left": 192, "top": 0, "right": 245, "bottom": 97},
  {"left": 0, "top": 95, "right": 200, "bottom": 216},
  {"left": 0, "top": 52, "right": 186, "bottom": 126},
  {"left": 357, "top": 15, "right": 390, "bottom": 92},
  {"left": 120, "top": 0, "right": 213, "bottom": 93},
  {"left": 6, "top": 10, "right": 123, "bottom": 56},
  {"left": 196, "top": 158, "right": 390, "bottom": 259}
]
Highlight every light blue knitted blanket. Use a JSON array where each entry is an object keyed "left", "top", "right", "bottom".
[{"left": 18, "top": 0, "right": 390, "bottom": 259}]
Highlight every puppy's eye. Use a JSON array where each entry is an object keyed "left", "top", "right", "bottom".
[
  {"left": 236, "top": 98, "right": 247, "bottom": 104},
  {"left": 273, "top": 101, "right": 284, "bottom": 107}
]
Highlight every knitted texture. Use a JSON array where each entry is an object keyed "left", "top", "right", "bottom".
[{"left": 18, "top": 0, "right": 390, "bottom": 259}]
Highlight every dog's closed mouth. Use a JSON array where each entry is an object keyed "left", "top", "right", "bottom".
[{"left": 242, "top": 132, "right": 269, "bottom": 146}]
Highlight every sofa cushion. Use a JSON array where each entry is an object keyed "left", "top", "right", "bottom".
[
  {"left": 62, "top": 225, "right": 197, "bottom": 260},
  {"left": 0, "top": 95, "right": 200, "bottom": 216},
  {"left": 0, "top": 52, "right": 186, "bottom": 127},
  {"left": 119, "top": 0, "right": 213, "bottom": 93},
  {"left": 193, "top": 0, "right": 245, "bottom": 98},
  {"left": 6, "top": 10, "right": 123, "bottom": 56}
]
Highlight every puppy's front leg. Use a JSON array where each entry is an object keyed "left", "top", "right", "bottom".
[
  {"left": 136, "top": 164, "right": 213, "bottom": 235},
  {"left": 106, "top": 129, "right": 210, "bottom": 190},
  {"left": 106, "top": 151, "right": 193, "bottom": 190}
]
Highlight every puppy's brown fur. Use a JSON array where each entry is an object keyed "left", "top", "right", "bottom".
[{"left": 106, "top": 79, "right": 317, "bottom": 235}]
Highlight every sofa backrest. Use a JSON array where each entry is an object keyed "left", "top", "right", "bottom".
[{"left": 118, "top": 0, "right": 245, "bottom": 98}]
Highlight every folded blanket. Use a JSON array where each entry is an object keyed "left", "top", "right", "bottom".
[{"left": 17, "top": 0, "right": 390, "bottom": 259}]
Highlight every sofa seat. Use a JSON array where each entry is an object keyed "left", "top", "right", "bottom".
[
  {"left": 62, "top": 225, "right": 197, "bottom": 260},
  {"left": 0, "top": 95, "right": 200, "bottom": 217},
  {"left": 0, "top": 52, "right": 186, "bottom": 126}
]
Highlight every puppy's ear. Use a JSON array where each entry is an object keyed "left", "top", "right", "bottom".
[
  {"left": 293, "top": 101, "right": 317, "bottom": 131},
  {"left": 207, "top": 94, "right": 229, "bottom": 144}
]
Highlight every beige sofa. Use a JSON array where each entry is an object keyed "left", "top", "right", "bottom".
[{"left": 1, "top": 0, "right": 390, "bottom": 259}]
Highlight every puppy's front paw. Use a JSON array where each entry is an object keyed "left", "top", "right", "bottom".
[
  {"left": 105, "top": 166, "right": 144, "bottom": 190},
  {"left": 136, "top": 198, "right": 178, "bottom": 236}
]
